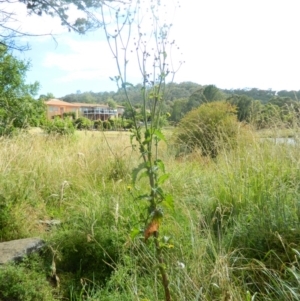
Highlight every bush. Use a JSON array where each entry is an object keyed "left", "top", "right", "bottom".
[
  {"left": 74, "top": 117, "right": 93, "bottom": 130},
  {"left": 94, "top": 119, "right": 103, "bottom": 130},
  {"left": 0, "top": 194, "right": 25, "bottom": 241},
  {"left": 63, "top": 112, "right": 76, "bottom": 119},
  {"left": 0, "top": 122, "right": 18, "bottom": 136},
  {"left": 102, "top": 120, "right": 111, "bottom": 130},
  {"left": 108, "top": 157, "right": 130, "bottom": 180},
  {"left": 175, "top": 101, "right": 239, "bottom": 158},
  {"left": 47, "top": 199, "right": 126, "bottom": 298},
  {"left": 122, "top": 118, "right": 133, "bottom": 129},
  {"left": 44, "top": 117, "right": 75, "bottom": 135},
  {"left": 108, "top": 118, "right": 115, "bottom": 127},
  {"left": 0, "top": 256, "right": 56, "bottom": 301},
  {"left": 109, "top": 118, "right": 123, "bottom": 130}
]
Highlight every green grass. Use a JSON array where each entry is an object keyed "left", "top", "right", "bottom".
[{"left": 0, "top": 128, "right": 299, "bottom": 300}]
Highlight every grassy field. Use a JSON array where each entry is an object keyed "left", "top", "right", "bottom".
[{"left": 0, "top": 128, "right": 300, "bottom": 301}]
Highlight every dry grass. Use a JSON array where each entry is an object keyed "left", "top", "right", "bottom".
[{"left": 0, "top": 127, "right": 300, "bottom": 300}]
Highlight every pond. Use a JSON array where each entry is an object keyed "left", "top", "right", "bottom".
[{"left": 264, "top": 137, "right": 299, "bottom": 145}]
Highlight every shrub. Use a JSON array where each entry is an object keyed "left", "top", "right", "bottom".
[
  {"left": 109, "top": 118, "right": 123, "bottom": 130},
  {"left": 0, "top": 122, "right": 17, "bottom": 136},
  {"left": 47, "top": 199, "right": 126, "bottom": 298},
  {"left": 175, "top": 101, "right": 239, "bottom": 158},
  {"left": 122, "top": 118, "right": 133, "bottom": 129},
  {"left": 74, "top": 117, "right": 93, "bottom": 130},
  {"left": 63, "top": 112, "right": 76, "bottom": 119},
  {"left": 44, "top": 117, "right": 75, "bottom": 135},
  {"left": 108, "top": 157, "right": 130, "bottom": 180},
  {"left": 94, "top": 119, "right": 103, "bottom": 130},
  {"left": 0, "top": 255, "right": 56, "bottom": 301},
  {"left": 108, "top": 118, "right": 115, "bottom": 127},
  {"left": 102, "top": 120, "right": 111, "bottom": 130}
]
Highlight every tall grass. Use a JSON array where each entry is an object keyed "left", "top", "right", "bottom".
[{"left": 0, "top": 128, "right": 299, "bottom": 300}]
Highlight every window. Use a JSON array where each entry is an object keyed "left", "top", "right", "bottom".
[{"left": 49, "top": 106, "right": 59, "bottom": 112}]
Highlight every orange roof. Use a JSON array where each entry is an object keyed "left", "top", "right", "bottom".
[
  {"left": 45, "top": 99, "right": 80, "bottom": 107},
  {"left": 45, "top": 99, "right": 124, "bottom": 108}
]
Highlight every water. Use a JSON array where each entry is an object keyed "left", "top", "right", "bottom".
[{"left": 264, "top": 137, "right": 298, "bottom": 145}]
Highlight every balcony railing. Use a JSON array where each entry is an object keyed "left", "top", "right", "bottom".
[{"left": 82, "top": 109, "right": 117, "bottom": 115}]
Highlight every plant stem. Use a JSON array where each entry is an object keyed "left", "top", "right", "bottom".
[{"left": 154, "top": 232, "right": 171, "bottom": 301}]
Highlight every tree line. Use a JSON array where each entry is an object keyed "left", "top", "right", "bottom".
[
  {"left": 60, "top": 83, "right": 300, "bottom": 128},
  {"left": 2, "top": 39, "right": 300, "bottom": 136}
]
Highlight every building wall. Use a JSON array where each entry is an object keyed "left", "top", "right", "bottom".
[
  {"left": 47, "top": 105, "right": 79, "bottom": 119},
  {"left": 46, "top": 100, "right": 124, "bottom": 121}
]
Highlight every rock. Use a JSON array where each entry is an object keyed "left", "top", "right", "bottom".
[{"left": 0, "top": 237, "right": 44, "bottom": 265}]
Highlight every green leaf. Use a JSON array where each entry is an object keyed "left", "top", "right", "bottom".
[
  {"left": 142, "top": 130, "right": 152, "bottom": 144},
  {"left": 132, "top": 162, "right": 148, "bottom": 184},
  {"left": 138, "top": 170, "right": 149, "bottom": 181},
  {"left": 153, "top": 129, "right": 166, "bottom": 142},
  {"left": 163, "top": 194, "right": 174, "bottom": 211},
  {"left": 130, "top": 227, "right": 141, "bottom": 239},
  {"left": 152, "top": 186, "right": 164, "bottom": 198},
  {"left": 130, "top": 133, "right": 136, "bottom": 145},
  {"left": 154, "top": 159, "right": 165, "bottom": 173},
  {"left": 158, "top": 173, "right": 170, "bottom": 185},
  {"left": 246, "top": 291, "right": 251, "bottom": 301}
]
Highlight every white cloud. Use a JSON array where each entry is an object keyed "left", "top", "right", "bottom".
[
  {"left": 42, "top": 38, "right": 115, "bottom": 81},
  {"left": 0, "top": 1, "right": 90, "bottom": 42},
  {"left": 54, "top": 70, "right": 106, "bottom": 83},
  {"left": 169, "top": 0, "right": 300, "bottom": 91},
  {"left": 13, "top": 0, "right": 300, "bottom": 96},
  {"left": 1, "top": 3, "right": 64, "bottom": 35},
  {"left": 42, "top": 35, "right": 147, "bottom": 83}
]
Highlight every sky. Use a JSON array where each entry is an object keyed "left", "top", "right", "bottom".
[{"left": 2, "top": 0, "right": 300, "bottom": 98}]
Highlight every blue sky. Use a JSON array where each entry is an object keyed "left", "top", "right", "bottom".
[{"left": 4, "top": 0, "right": 300, "bottom": 98}]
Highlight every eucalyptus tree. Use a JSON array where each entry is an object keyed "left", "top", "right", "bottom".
[
  {"left": 0, "top": 0, "right": 125, "bottom": 50},
  {"left": 0, "top": 44, "right": 44, "bottom": 135}
]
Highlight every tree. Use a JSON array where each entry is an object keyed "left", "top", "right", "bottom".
[
  {"left": 38, "top": 92, "right": 55, "bottom": 100},
  {"left": 268, "top": 96, "right": 295, "bottom": 107},
  {"left": 255, "top": 103, "right": 281, "bottom": 129},
  {"left": 277, "top": 90, "right": 300, "bottom": 101},
  {"left": 186, "top": 87, "right": 205, "bottom": 111},
  {"left": 1, "top": 0, "right": 124, "bottom": 51},
  {"left": 202, "top": 84, "right": 224, "bottom": 102},
  {"left": 170, "top": 98, "right": 188, "bottom": 122},
  {"left": 222, "top": 88, "right": 276, "bottom": 104},
  {"left": 107, "top": 98, "right": 117, "bottom": 109},
  {"left": 0, "top": 44, "right": 44, "bottom": 134},
  {"left": 185, "top": 85, "right": 224, "bottom": 113},
  {"left": 227, "top": 94, "right": 254, "bottom": 122}
]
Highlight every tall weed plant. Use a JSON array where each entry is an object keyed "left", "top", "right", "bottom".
[{"left": 99, "top": 1, "right": 183, "bottom": 299}]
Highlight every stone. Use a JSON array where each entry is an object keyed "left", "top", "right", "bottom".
[{"left": 0, "top": 237, "right": 44, "bottom": 265}]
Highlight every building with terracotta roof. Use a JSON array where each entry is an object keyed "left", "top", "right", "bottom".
[
  {"left": 45, "top": 99, "right": 124, "bottom": 121},
  {"left": 45, "top": 99, "right": 80, "bottom": 120}
]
